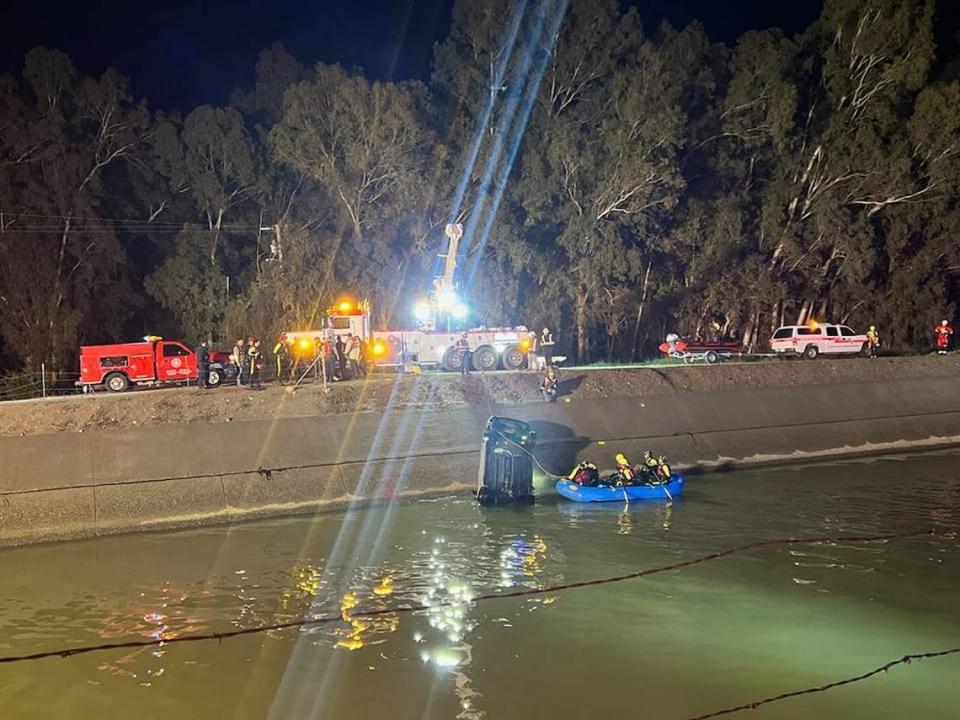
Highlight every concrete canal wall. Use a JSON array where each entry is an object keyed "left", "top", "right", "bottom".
[{"left": 2, "top": 372, "right": 960, "bottom": 547}]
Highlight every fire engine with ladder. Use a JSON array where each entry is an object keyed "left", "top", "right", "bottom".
[{"left": 282, "top": 223, "right": 533, "bottom": 372}]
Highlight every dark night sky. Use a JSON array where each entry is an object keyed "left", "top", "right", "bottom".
[{"left": 1, "top": 1, "right": 956, "bottom": 111}]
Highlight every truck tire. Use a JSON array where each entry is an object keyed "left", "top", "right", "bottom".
[
  {"left": 472, "top": 345, "right": 498, "bottom": 372},
  {"left": 501, "top": 345, "right": 525, "bottom": 370},
  {"left": 803, "top": 344, "right": 819, "bottom": 360},
  {"left": 104, "top": 372, "right": 129, "bottom": 392},
  {"left": 705, "top": 350, "right": 719, "bottom": 364},
  {"left": 207, "top": 368, "right": 222, "bottom": 387},
  {"left": 441, "top": 346, "right": 462, "bottom": 372}
]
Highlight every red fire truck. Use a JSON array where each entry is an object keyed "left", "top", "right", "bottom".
[{"left": 77, "top": 337, "right": 233, "bottom": 392}]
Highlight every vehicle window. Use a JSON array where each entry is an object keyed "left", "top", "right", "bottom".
[
  {"left": 772, "top": 328, "right": 793, "bottom": 339},
  {"left": 826, "top": 326, "right": 838, "bottom": 337},
  {"left": 329, "top": 317, "right": 352, "bottom": 330},
  {"left": 100, "top": 356, "right": 128, "bottom": 367},
  {"left": 797, "top": 327, "right": 821, "bottom": 336},
  {"left": 162, "top": 344, "right": 190, "bottom": 357},
  {"left": 840, "top": 326, "right": 856, "bottom": 337}
]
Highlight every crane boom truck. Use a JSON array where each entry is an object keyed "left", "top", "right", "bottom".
[{"left": 280, "top": 223, "right": 532, "bottom": 372}]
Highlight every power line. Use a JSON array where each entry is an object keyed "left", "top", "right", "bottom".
[
  {"left": 0, "top": 528, "right": 948, "bottom": 665},
  {"left": 685, "top": 647, "right": 960, "bottom": 720}
]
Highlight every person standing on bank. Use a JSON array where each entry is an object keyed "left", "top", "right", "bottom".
[
  {"left": 526, "top": 331, "right": 538, "bottom": 371},
  {"left": 336, "top": 334, "right": 348, "bottom": 379},
  {"left": 231, "top": 339, "right": 245, "bottom": 386},
  {"left": 196, "top": 341, "right": 210, "bottom": 389},
  {"left": 540, "top": 327, "right": 555, "bottom": 368},
  {"left": 247, "top": 339, "right": 263, "bottom": 390},
  {"left": 347, "top": 334, "right": 365, "bottom": 378},
  {"left": 866, "top": 325, "right": 880, "bottom": 358},
  {"left": 273, "top": 336, "right": 289, "bottom": 383},
  {"left": 456, "top": 332, "right": 471, "bottom": 376}
]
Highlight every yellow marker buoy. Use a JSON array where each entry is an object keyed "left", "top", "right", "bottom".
[{"left": 373, "top": 577, "right": 394, "bottom": 596}]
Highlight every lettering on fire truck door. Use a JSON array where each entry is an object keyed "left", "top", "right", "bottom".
[{"left": 157, "top": 342, "right": 194, "bottom": 378}]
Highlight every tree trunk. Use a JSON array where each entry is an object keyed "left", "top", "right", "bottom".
[
  {"left": 210, "top": 207, "right": 224, "bottom": 266},
  {"left": 630, "top": 261, "right": 652, "bottom": 360},
  {"left": 576, "top": 286, "right": 589, "bottom": 364}
]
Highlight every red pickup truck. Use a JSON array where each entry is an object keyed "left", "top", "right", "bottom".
[{"left": 78, "top": 337, "right": 233, "bottom": 392}]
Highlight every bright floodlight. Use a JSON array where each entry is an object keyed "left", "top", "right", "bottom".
[
  {"left": 437, "top": 289, "right": 458, "bottom": 310},
  {"left": 414, "top": 300, "right": 432, "bottom": 322},
  {"left": 452, "top": 302, "right": 469, "bottom": 319}
]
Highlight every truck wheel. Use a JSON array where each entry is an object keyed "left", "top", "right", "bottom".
[
  {"left": 207, "top": 368, "right": 222, "bottom": 387},
  {"left": 472, "top": 346, "right": 498, "bottom": 372},
  {"left": 705, "top": 350, "right": 719, "bottom": 364},
  {"left": 104, "top": 372, "right": 129, "bottom": 392},
  {"left": 501, "top": 345, "right": 525, "bottom": 370},
  {"left": 803, "top": 344, "right": 819, "bottom": 360},
  {"left": 441, "top": 346, "right": 462, "bottom": 372}
]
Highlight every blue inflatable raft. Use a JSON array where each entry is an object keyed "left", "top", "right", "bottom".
[{"left": 555, "top": 476, "right": 684, "bottom": 503}]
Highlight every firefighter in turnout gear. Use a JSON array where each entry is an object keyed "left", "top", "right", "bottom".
[{"left": 935, "top": 320, "right": 953, "bottom": 355}]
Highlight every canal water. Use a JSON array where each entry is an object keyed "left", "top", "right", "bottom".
[{"left": 1, "top": 452, "right": 958, "bottom": 720}]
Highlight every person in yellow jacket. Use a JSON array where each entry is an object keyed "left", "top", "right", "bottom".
[
  {"left": 614, "top": 453, "right": 634, "bottom": 486},
  {"left": 273, "top": 337, "right": 289, "bottom": 383},
  {"left": 657, "top": 456, "right": 672, "bottom": 483},
  {"left": 866, "top": 325, "right": 880, "bottom": 359}
]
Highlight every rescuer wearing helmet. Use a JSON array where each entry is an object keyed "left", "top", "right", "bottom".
[
  {"left": 657, "top": 455, "right": 672, "bottom": 483},
  {"left": 614, "top": 453, "right": 635, "bottom": 486},
  {"left": 866, "top": 325, "right": 880, "bottom": 358},
  {"left": 934, "top": 320, "right": 953, "bottom": 355},
  {"left": 641, "top": 450, "right": 660, "bottom": 481},
  {"left": 568, "top": 460, "right": 599, "bottom": 487}
]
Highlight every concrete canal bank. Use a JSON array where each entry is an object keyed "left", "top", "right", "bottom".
[{"left": 2, "top": 357, "right": 960, "bottom": 547}]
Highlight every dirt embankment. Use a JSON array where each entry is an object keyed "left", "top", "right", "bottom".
[{"left": 1, "top": 355, "right": 958, "bottom": 438}]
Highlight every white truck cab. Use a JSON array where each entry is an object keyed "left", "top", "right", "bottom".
[{"left": 770, "top": 323, "right": 868, "bottom": 359}]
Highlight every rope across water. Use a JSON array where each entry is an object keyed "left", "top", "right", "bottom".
[{"left": 0, "top": 528, "right": 950, "bottom": 665}]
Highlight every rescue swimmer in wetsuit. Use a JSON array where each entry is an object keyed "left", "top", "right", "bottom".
[{"left": 568, "top": 460, "right": 600, "bottom": 487}]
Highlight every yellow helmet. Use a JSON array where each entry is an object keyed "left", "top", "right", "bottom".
[
  {"left": 615, "top": 453, "right": 628, "bottom": 465},
  {"left": 869, "top": 325, "right": 876, "bottom": 331}
]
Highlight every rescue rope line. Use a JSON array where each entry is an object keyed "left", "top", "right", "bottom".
[
  {"left": 685, "top": 646, "right": 960, "bottom": 720},
  {"left": 0, "top": 528, "right": 948, "bottom": 665}
]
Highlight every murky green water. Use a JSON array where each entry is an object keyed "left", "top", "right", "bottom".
[{"left": 1, "top": 452, "right": 958, "bottom": 719}]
